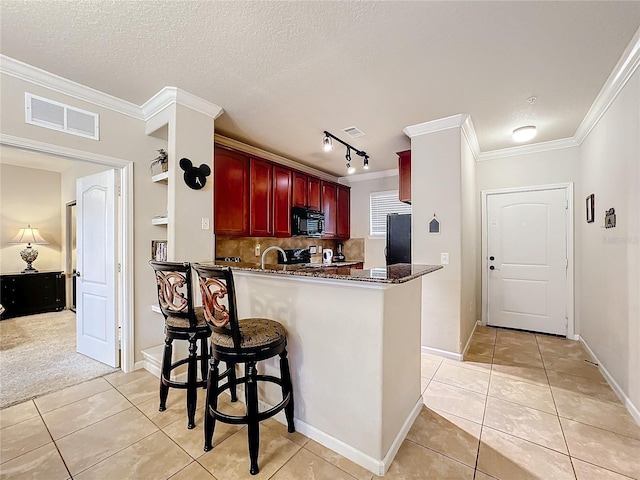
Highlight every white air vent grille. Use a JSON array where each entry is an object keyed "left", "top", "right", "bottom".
[
  {"left": 26, "top": 93, "right": 99, "bottom": 140},
  {"left": 342, "top": 126, "right": 365, "bottom": 138}
]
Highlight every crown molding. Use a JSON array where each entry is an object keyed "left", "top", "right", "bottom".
[
  {"left": 460, "top": 115, "right": 481, "bottom": 161},
  {"left": 574, "top": 25, "right": 640, "bottom": 144},
  {"left": 403, "top": 114, "right": 469, "bottom": 138},
  {"left": 339, "top": 169, "right": 398, "bottom": 183},
  {"left": 142, "top": 86, "right": 224, "bottom": 120},
  {"left": 0, "top": 55, "right": 144, "bottom": 120},
  {"left": 478, "top": 137, "right": 578, "bottom": 161},
  {"left": 214, "top": 134, "right": 339, "bottom": 182}
]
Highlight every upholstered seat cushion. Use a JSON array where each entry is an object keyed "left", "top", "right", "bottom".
[
  {"left": 212, "top": 318, "right": 286, "bottom": 349},
  {"left": 166, "top": 306, "right": 209, "bottom": 330}
]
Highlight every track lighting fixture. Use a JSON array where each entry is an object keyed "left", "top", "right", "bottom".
[{"left": 322, "top": 130, "right": 371, "bottom": 174}]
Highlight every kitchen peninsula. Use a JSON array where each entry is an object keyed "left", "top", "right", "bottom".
[{"left": 208, "top": 261, "right": 442, "bottom": 475}]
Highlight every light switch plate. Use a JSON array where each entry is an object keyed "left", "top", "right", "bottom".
[
  {"left": 440, "top": 253, "right": 449, "bottom": 265},
  {"left": 201, "top": 218, "right": 210, "bottom": 230}
]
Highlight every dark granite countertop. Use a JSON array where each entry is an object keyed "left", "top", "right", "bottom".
[{"left": 202, "top": 261, "right": 442, "bottom": 284}]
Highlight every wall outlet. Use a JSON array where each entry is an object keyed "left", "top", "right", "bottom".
[
  {"left": 201, "top": 217, "right": 210, "bottom": 230},
  {"left": 255, "top": 244, "right": 261, "bottom": 257},
  {"left": 440, "top": 252, "right": 449, "bottom": 265},
  {"left": 309, "top": 246, "right": 317, "bottom": 254}
]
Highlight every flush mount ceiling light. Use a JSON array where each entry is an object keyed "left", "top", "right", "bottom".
[
  {"left": 512, "top": 125, "right": 537, "bottom": 142},
  {"left": 323, "top": 130, "right": 370, "bottom": 174}
]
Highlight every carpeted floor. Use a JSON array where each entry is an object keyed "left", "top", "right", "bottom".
[{"left": 0, "top": 310, "right": 119, "bottom": 408}]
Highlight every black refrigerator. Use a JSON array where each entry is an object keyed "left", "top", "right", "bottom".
[{"left": 386, "top": 213, "right": 411, "bottom": 265}]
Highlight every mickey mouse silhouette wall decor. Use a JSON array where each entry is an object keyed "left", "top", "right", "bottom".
[{"left": 179, "top": 158, "right": 210, "bottom": 190}]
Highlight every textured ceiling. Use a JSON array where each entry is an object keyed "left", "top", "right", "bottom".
[{"left": 1, "top": 1, "right": 639, "bottom": 176}]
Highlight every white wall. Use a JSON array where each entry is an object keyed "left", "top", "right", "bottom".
[
  {"left": 578, "top": 68, "right": 639, "bottom": 414},
  {"left": 346, "top": 173, "right": 398, "bottom": 269},
  {"left": 0, "top": 164, "right": 62, "bottom": 273}
]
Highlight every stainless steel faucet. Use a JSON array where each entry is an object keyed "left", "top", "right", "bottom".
[{"left": 261, "top": 246, "right": 287, "bottom": 269}]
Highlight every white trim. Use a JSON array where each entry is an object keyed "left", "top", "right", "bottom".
[
  {"left": 403, "top": 114, "right": 469, "bottom": 138},
  {"left": 142, "top": 86, "right": 224, "bottom": 120},
  {"left": 1, "top": 55, "right": 143, "bottom": 120},
  {"left": 0, "top": 134, "right": 135, "bottom": 373},
  {"left": 214, "top": 134, "right": 339, "bottom": 183},
  {"left": 480, "top": 183, "right": 575, "bottom": 340},
  {"left": 265, "top": 397, "right": 423, "bottom": 476},
  {"left": 574, "top": 25, "right": 640, "bottom": 144},
  {"left": 478, "top": 137, "right": 578, "bottom": 161},
  {"left": 421, "top": 346, "right": 463, "bottom": 362},
  {"left": 579, "top": 337, "right": 640, "bottom": 426},
  {"left": 461, "top": 115, "right": 481, "bottom": 161},
  {"left": 339, "top": 169, "right": 398, "bottom": 183}
]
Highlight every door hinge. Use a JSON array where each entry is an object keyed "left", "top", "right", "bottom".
[
  {"left": 565, "top": 199, "right": 569, "bottom": 209},
  {"left": 117, "top": 185, "right": 122, "bottom": 196},
  {"left": 118, "top": 263, "right": 121, "bottom": 273},
  {"left": 565, "top": 258, "right": 569, "bottom": 268},
  {"left": 566, "top": 316, "right": 569, "bottom": 327}
]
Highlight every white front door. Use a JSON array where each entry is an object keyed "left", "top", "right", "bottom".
[
  {"left": 76, "top": 169, "right": 119, "bottom": 367},
  {"left": 486, "top": 188, "right": 568, "bottom": 335}
]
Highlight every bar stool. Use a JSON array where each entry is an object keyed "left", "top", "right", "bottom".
[
  {"left": 193, "top": 264, "right": 295, "bottom": 475},
  {"left": 149, "top": 261, "right": 237, "bottom": 429}
]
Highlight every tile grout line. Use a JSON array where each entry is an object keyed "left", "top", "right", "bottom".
[
  {"left": 473, "top": 332, "right": 496, "bottom": 478},
  {"left": 33, "top": 398, "right": 74, "bottom": 480}
]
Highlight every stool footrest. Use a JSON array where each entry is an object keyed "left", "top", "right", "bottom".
[
  {"left": 162, "top": 377, "right": 207, "bottom": 389},
  {"left": 211, "top": 391, "right": 291, "bottom": 425}
]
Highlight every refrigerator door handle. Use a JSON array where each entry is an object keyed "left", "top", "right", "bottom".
[{"left": 384, "top": 247, "right": 387, "bottom": 259}]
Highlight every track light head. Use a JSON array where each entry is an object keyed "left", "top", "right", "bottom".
[
  {"left": 322, "top": 134, "right": 333, "bottom": 152},
  {"left": 363, "top": 156, "right": 369, "bottom": 170}
]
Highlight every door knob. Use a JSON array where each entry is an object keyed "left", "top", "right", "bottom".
[
  {"left": 489, "top": 266, "right": 495, "bottom": 270},
  {"left": 489, "top": 256, "right": 495, "bottom": 261}
]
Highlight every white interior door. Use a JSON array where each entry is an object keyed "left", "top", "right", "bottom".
[
  {"left": 487, "top": 188, "right": 568, "bottom": 335},
  {"left": 76, "top": 169, "right": 119, "bottom": 367}
]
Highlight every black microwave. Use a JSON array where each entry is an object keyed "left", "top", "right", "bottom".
[{"left": 291, "top": 207, "right": 324, "bottom": 237}]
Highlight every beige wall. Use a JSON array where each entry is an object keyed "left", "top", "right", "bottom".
[
  {"left": 0, "top": 164, "right": 62, "bottom": 273},
  {"left": 578, "top": 68, "right": 639, "bottom": 413},
  {"left": 475, "top": 147, "right": 580, "bottom": 317},
  {"left": 412, "top": 127, "right": 462, "bottom": 353},
  {"left": 346, "top": 174, "right": 399, "bottom": 269},
  {"left": 460, "top": 135, "right": 477, "bottom": 348},
  {"left": 1, "top": 73, "right": 170, "bottom": 362}
]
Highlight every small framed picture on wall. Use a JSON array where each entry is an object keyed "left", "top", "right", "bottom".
[{"left": 586, "top": 194, "right": 595, "bottom": 223}]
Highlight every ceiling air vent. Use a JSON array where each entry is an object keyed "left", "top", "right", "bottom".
[
  {"left": 341, "top": 126, "right": 365, "bottom": 138},
  {"left": 25, "top": 93, "right": 99, "bottom": 140}
]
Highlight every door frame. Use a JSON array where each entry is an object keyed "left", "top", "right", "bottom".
[
  {"left": 1, "top": 134, "right": 135, "bottom": 371},
  {"left": 481, "top": 183, "right": 575, "bottom": 339}
]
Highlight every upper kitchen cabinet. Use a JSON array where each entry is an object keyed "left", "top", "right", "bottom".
[
  {"left": 273, "top": 165, "right": 292, "bottom": 237},
  {"left": 397, "top": 149, "right": 411, "bottom": 204},
  {"left": 292, "top": 171, "right": 307, "bottom": 208},
  {"left": 214, "top": 145, "right": 249, "bottom": 235},
  {"left": 336, "top": 184, "right": 350, "bottom": 239},
  {"left": 249, "top": 157, "right": 273, "bottom": 236},
  {"left": 321, "top": 181, "right": 337, "bottom": 238},
  {"left": 307, "top": 176, "right": 322, "bottom": 211}
]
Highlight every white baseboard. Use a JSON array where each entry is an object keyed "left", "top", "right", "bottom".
[
  {"left": 421, "top": 346, "right": 463, "bottom": 362},
  {"left": 461, "top": 322, "right": 478, "bottom": 357},
  {"left": 257, "top": 396, "right": 423, "bottom": 475},
  {"left": 578, "top": 336, "right": 640, "bottom": 426}
]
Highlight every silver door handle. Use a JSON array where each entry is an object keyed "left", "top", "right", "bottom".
[{"left": 73, "top": 271, "right": 81, "bottom": 277}]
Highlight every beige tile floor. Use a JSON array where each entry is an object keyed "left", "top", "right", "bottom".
[{"left": 1, "top": 326, "right": 639, "bottom": 479}]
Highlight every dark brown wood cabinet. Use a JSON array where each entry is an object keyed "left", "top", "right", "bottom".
[
  {"left": 292, "top": 171, "right": 307, "bottom": 208},
  {"left": 397, "top": 149, "right": 411, "bottom": 204},
  {"left": 336, "top": 184, "right": 351, "bottom": 239},
  {"left": 321, "top": 181, "right": 337, "bottom": 238},
  {"left": 273, "top": 165, "right": 292, "bottom": 237},
  {"left": 0, "top": 271, "right": 65, "bottom": 319},
  {"left": 214, "top": 146, "right": 250, "bottom": 235},
  {"left": 307, "top": 176, "right": 322, "bottom": 211},
  {"left": 249, "top": 157, "right": 273, "bottom": 236}
]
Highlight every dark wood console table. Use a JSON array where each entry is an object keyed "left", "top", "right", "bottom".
[{"left": 0, "top": 271, "right": 65, "bottom": 319}]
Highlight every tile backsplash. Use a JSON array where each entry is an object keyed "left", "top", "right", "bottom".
[{"left": 216, "top": 236, "right": 364, "bottom": 264}]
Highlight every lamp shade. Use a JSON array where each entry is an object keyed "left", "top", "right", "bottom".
[{"left": 10, "top": 225, "right": 48, "bottom": 245}]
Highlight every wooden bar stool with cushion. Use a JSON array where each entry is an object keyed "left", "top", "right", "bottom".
[
  {"left": 193, "top": 264, "right": 295, "bottom": 476},
  {"left": 149, "top": 260, "right": 237, "bottom": 429}
]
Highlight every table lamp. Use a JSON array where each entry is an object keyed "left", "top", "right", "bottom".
[{"left": 10, "top": 225, "right": 49, "bottom": 273}]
